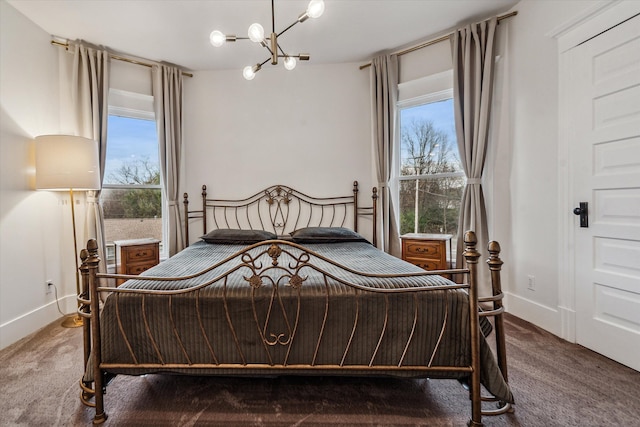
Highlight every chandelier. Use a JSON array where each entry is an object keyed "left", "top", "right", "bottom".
[{"left": 209, "top": 0, "right": 325, "bottom": 80}]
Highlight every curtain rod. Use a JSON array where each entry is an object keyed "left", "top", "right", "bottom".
[
  {"left": 51, "top": 40, "right": 194, "bottom": 78},
  {"left": 359, "top": 10, "right": 517, "bottom": 70}
]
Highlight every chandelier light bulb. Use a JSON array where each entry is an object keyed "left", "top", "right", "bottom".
[
  {"left": 209, "top": 30, "right": 226, "bottom": 47},
  {"left": 243, "top": 65, "right": 256, "bottom": 80},
  {"left": 306, "top": 0, "right": 325, "bottom": 19},
  {"left": 248, "top": 23, "right": 265, "bottom": 43},
  {"left": 283, "top": 56, "right": 297, "bottom": 70}
]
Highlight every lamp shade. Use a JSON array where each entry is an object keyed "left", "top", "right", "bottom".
[{"left": 35, "top": 135, "right": 101, "bottom": 190}]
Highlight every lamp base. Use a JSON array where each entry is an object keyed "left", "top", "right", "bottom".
[{"left": 61, "top": 315, "right": 83, "bottom": 328}]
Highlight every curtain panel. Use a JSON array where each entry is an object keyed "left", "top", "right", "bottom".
[
  {"left": 152, "top": 65, "right": 184, "bottom": 256},
  {"left": 70, "top": 41, "right": 110, "bottom": 274},
  {"left": 371, "top": 54, "right": 401, "bottom": 257},
  {"left": 452, "top": 17, "right": 498, "bottom": 295}
]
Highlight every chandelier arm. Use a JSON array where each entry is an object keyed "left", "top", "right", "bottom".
[
  {"left": 276, "top": 42, "right": 288, "bottom": 57},
  {"left": 262, "top": 42, "right": 275, "bottom": 56},
  {"left": 277, "top": 20, "right": 300, "bottom": 38},
  {"left": 259, "top": 57, "right": 271, "bottom": 67}
]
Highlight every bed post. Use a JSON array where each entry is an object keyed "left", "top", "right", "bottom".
[
  {"left": 487, "top": 241, "right": 509, "bottom": 384},
  {"left": 86, "top": 239, "right": 107, "bottom": 424},
  {"left": 463, "top": 231, "right": 483, "bottom": 426},
  {"left": 201, "top": 185, "right": 208, "bottom": 235},
  {"left": 353, "top": 181, "right": 359, "bottom": 233},
  {"left": 183, "top": 192, "right": 190, "bottom": 247},
  {"left": 372, "top": 187, "right": 378, "bottom": 248},
  {"left": 78, "top": 248, "right": 93, "bottom": 403}
]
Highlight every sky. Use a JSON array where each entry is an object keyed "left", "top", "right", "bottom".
[
  {"left": 399, "top": 98, "right": 459, "bottom": 167},
  {"left": 104, "top": 115, "right": 159, "bottom": 184}
]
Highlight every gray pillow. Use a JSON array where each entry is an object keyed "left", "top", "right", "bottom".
[
  {"left": 289, "top": 227, "right": 369, "bottom": 244},
  {"left": 201, "top": 229, "right": 277, "bottom": 244}
]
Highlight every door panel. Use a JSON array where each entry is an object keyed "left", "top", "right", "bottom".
[{"left": 570, "top": 14, "right": 640, "bottom": 371}]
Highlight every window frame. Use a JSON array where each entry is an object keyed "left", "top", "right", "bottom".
[
  {"left": 395, "top": 71, "right": 465, "bottom": 239},
  {"left": 103, "top": 89, "right": 165, "bottom": 264},
  {"left": 397, "top": 88, "right": 465, "bottom": 184}
]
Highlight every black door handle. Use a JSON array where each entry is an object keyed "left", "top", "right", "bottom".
[{"left": 573, "top": 202, "right": 588, "bottom": 228}]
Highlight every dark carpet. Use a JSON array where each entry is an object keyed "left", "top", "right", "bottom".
[{"left": 1, "top": 314, "right": 638, "bottom": 426}]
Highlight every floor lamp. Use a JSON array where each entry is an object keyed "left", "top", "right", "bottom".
[{"left": 35, "top": 135, "right": 101, "bottom": 328}]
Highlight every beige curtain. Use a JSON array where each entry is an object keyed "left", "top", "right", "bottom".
[
  {"left": 452, "top": 17, "right": 497, "bottom": 294},
  {"left": 371, "top": 54, "right": 401, "bottom": 257},
  {"left": 152, "top": 65, "right": 184, "bottom": 256},
  {"left": 71, "top": 41, "right": 110, "bottom": 273}
]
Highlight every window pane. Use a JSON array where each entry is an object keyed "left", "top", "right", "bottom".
[
  {"left": 102, "top": 188, "right": 163, "bottom": 262},
  {"left": 103, "top": 115, "right": 162, "bottom": 263},
  {"left": 398, "top": 99, "right": 465, "bottom": 242},
  {"left": 400, "top": 99, "right": 461, "bottom": 176},
  {"left": 398, "top": 177, "right": 464, "bottom": 236},
  {"left": 104, "top": 115, "right": 159, "bottom": 185},
  {"left": 102, "top": 188, "right": 162, "bottom": 220}
]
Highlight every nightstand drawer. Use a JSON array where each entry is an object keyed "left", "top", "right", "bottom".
[
  {"left": 123, "top": 244, "right": 158, "bottom": 263},
  {"left": 125, "top": 263, "right": 155, "bottom": 275},
  {"left": 404, "top": 241, "right": 443, "bottom": 258},
  {"left": 404, "top": 258, "right": 441, "bottom": 271}
]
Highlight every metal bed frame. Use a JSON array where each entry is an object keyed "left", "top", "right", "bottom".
[{"left": 76, "top": 181, "right": 511, "bottom": 426}]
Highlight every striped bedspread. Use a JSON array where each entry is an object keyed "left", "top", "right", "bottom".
[{"left": 94, "top": 240, "right": 513, "bottom": 403}]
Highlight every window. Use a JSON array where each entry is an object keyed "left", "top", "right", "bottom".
[
  {"left": 102, "top": 90, "right": 163, "bottom": 264},
  {"left": 398, "top": 90, "right": 465, "bottom": 247}
]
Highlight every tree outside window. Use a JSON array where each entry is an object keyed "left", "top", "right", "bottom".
[{"left": 399, "top": 98, "right": 465, "bottom": 240}]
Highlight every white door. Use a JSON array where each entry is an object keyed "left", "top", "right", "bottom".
[{"left": 569, "top": 14, "right": 640, "bottom": 371}]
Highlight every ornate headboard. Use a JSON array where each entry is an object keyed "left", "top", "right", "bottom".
[{"left": 183, "top": 181, "right": 378, "bottom": 246}]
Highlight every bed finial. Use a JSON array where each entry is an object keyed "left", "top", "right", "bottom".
[
  {"left": 487, "top": 241, "right": 502, "bottom": 267},
  {"left": 80, "top": 248, "right": 89, "bottom": 263},
  {"left": 463, "top": 231, "right": 480, "bottom": 264},
  {"left": 86, "top": 239, "right": 99, "bottom": 259},
  {"left": 487, "top": 239, "right": 505, "bottom": 303}
]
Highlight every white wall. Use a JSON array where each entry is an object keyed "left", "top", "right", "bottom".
[
  {"left": 182, "top": 63, "right": 373, "bottom": 241},
  {"left": 498, "top": 0, "right": 597, "bottom": 335},
  {"left": 0, "top": 0, "right": 76, "bottom": 348}
]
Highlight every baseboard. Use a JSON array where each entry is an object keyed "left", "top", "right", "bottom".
[
  {"left": 558, "top": 305, "right": 576, "bottom": 343},
  {"left": 0, "top": 295, "right": 75, "bottom": 350},
  {"left": 504, "top": 291, "right": 562, "bottom": 337}
]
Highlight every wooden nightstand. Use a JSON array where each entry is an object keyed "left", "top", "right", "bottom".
[
  {"left": 400, "top": 233, "right": 453, "bottom": 273},
  {"left": 114, "top": 238, "right": 160, "bottom": 286}
]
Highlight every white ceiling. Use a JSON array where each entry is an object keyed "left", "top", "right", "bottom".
[{"left": 8, "top": 0, "right": 519, "bottom": 72}]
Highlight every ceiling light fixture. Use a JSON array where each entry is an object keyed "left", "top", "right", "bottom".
[{"left": 210, "top": 0, "right": 325, "bottom": 80}]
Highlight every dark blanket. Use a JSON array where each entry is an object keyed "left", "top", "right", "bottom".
[{"left": 90, "top": 241, "right": 513, "bottom": 403}]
